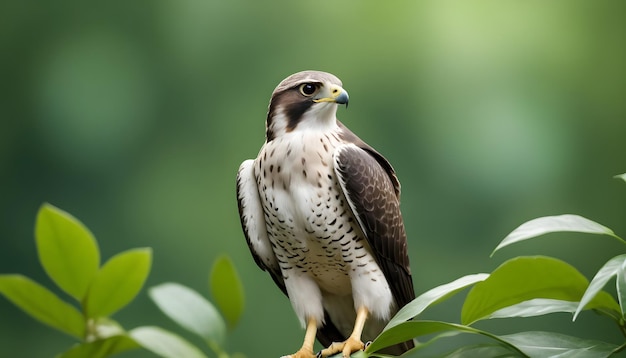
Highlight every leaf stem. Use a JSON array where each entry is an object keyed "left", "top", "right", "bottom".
[
  {"left": 617, "top": 319, "right": 626, "bottom": 339},
  {"left": 207, "top": 339, "right": 230, "bottom": 358},
  {"left": 612, "top": 342, "right": 626, "bottom": 355}
]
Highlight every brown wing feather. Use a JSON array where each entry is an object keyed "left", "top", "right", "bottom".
[
  {"left": 333, "top": 145, "right": 415, "bottom": 305},
  {"left": 337, "top": 121, "right": 401, "bottom": 197},
  {"left": 335, "top": 124, "right": 414, "bottom": 306},
  {"left": 332, "top": 138, "right": 415, "bottom": 354}
]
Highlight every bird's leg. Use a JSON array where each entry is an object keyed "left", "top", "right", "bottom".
[
  {"left": 281, "top": 316, "right": 318, "bottom": 358},
  {"left": 318, "top": 307, "right": 368, "bottom": 358}
]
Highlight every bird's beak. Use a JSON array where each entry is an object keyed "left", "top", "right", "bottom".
[{"left": 314, "top": 84, "right": 349, "bottom": 107}]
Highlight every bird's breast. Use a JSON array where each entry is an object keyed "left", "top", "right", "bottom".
[
  {"left": 255, "top": 132, "right": 372, "bottom": 294},
  {"left": 257, "top": 132, "right": 343, "bottom": 232}
]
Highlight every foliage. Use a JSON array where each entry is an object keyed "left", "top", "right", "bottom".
[
  {"left": 3, "top": 175, "right": 626, "bottom": 357},
  {"left": 0, "top": 203, "right": 245, "bottom": 358},
  {"left": 360, "top": 174, "right": 626, "bottom": 357}
]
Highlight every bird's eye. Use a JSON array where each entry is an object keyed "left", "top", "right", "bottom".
[{"left": 299, "top": 83, "right": 317, "bottom": 96}]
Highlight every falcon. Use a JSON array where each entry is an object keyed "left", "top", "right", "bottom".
[{"left": 236, "top": 70, "right": 415, "bottom": 357}]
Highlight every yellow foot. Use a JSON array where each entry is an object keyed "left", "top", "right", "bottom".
[
  {"left": 281, "top": 347, "right": 317, "bottom": 358},
  {"left": 318, "top": 336, "right": 365, "bottom": 358}
]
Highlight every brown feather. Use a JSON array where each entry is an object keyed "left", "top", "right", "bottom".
[{"left": 333, "top": 142, "right": 415, "bottom": 353}]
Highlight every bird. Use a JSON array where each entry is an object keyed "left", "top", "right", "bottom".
[{"left": 236, "top": 70, "right": 415, "bottom": 358}]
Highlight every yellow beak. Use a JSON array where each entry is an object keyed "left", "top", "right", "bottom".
[{"left": 313, "top": 84, "right": 349, "bottom": 105}]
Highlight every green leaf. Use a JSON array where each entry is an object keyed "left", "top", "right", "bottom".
[
  {"left": 209, "top": 255, "right": 245, "bottom": 329},
  {"left": 488, "top": 291, "right": 618, "bottom": 322},
  {"left": 385, "top": 273, "right": 489, "bottom": 330},
  {"left": 499, "top": 331, "right": 618, "bottom": 358},
  {"left": 149, "top": 282, "right": 226, "bottom": 345},
  {"left": 492, "top": 214, "right": 625, "bottom": 256},
  {"left": 367, "top": 320, "right": 523, "bottom": 356},
  {"left": 574, "top": 254, "right": 626, "bottom": 321},
  {"left": 87, "top": 317, "right": 126, "bottom": 340},
  {"left": 593, "top": 290, "right": 624, "bottom": 321},
  {"left": 614, "top": 173, "right": 626, "bottom": 183},
  {"left": 0, "top": 274, "right": 84, "bottom": 338},
  {"left": 84, "top": 248, "right": 152, "bottom": 318},
  {"left": 462, "top": 256, "right": 596, "bottom": 325},
  {"left": 441, "top": 344, "right": 519, "bottom": 358},
  {"left": 329, "top": 351, "right": 368, "bottom": 358},
  {"left": 487, "top": 298, "right": 579, "bottom": 319},
  {"left": 369, "top": 321, "right": 466, "bottom": 354},
  {"left": 57, "top": 335, "right": 139, "bottom": 358},
  {"left": 617, "top": 259, "right": 626, "bottom": 319},
  {"left": 35, "top": 203, "right": 100, "bottom": 300},
  {"left": 130, "top": 326, "right": 208, "bottom": 358}
]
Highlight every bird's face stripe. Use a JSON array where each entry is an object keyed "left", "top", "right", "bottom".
[{"left": 285, "top": 100, "right": 313, "bottom": 132}]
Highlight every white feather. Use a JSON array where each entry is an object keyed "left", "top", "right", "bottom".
[{"left": 237, "top": 160, "right": 279, "bottom": 271}]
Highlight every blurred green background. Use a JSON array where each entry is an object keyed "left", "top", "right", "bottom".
[{"left": 1, "top": 1, "right": 625, "bottom": 356}]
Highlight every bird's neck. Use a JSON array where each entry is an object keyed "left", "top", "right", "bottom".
[{"left": 266, "top": 107, "right": 339, "bottom": 141}]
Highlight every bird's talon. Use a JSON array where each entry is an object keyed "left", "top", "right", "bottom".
[
  {"left": 364, "top": 341, "right": 372, "bottom": 349},
  {"left": 319, "top": 337, "right": 365, "bottom": 358}
]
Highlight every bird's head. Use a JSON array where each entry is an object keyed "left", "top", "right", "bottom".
[{"left": 265, "top": 70, "right": 349, "bottom": 141}]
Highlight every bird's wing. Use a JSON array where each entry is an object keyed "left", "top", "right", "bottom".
[
  {"left": 332, "top": 141, "right": 415, "bottom": 309},
  {"left": 236, "top": 160, "right": 286, "bottom": 295}
]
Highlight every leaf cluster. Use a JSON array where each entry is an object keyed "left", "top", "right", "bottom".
[
  {"left": 0, "top": 203, "right": 245, "bottom": 358},
  {"left": 357, "top": 174, "right": 626, "bottom": 357},
  {"left": 3, "top": 173, "right": 626, "bottom": 357}
]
